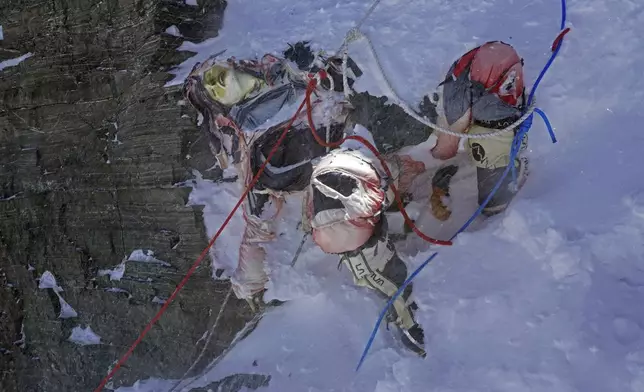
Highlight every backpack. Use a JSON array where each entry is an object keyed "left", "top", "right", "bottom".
[{"left": 442, "top": 41, "right": 526, "bottom": 127}]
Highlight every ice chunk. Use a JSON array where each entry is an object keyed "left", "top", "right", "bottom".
[
  {"left": 68, "top": 325, "right": 101, "bottom": 346},
  {"left": 105, "top": 287, "right": 122, "bottom": 293},
  {"left": 0, "top": 52, "right": 33, "bottom": 72},
  {"left": 57, "top": 296, "right": 78, "bottom": 319},
  {"left": 98, "top": 260, "right": 126, "bottom": 281},
  {"left": 38, "top": 271, "right": 63, "bottom": 293},
  {"left": 38, "top": 271, "right": 77, "bottom": 318},
  {"left": 13, "top": 322, "right": 25, "bottom": 348},
  {"left": 165, "top": 25, "right": 182, "bottom": 37},
  {"left": 128, "top": 249, "right": 171, "bottom": 266}
]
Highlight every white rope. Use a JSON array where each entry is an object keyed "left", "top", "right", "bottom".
[
  {"left": 168, "top": 286, "right": 233, "bottom": 392},
  {"left": 337, "top": 0, "right": 384, "bottom": 54},
  {"left": 341, "top": 49, "right": 351, "bottom": 96},
  {"left": 176, "top": 310, "right": 266, "bottom": 392},
  {"left": 337, "top": 10, "right": 536, "bottom": 139}
]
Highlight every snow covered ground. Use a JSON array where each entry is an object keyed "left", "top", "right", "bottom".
[{"left": 120, "top": 0, "right": 644, "bottom": 391}]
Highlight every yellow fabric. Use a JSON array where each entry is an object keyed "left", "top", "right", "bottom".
[
  {"left": 202, "top": 65, "right": 265, "bottom": 106},
  {"left": 466, "top": 124, "right": 528, "bottom": 170}
]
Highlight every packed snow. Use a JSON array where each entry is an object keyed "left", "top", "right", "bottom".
[
  {"left": 38, "top": 270, "right": 79, "bottom": 319},
  {"left": 98, "top": 258, "right": 127, "bottom": 281},
  {"left": 0, "top": 52, "right": 33, "bottom": 72},
  {"left": 38, "top": 270, "right": 63, "bottom": 293},
  {"left": 98, "top": 251, "right": 171, "bottom": 281},
  {"left": 119, "top": 0, "right": 644, "bottom": 391},
  {"left": 57, "top": 298, "right": 79, "bottom": 319},
  {"left": 128, "top": 249, "right": 171, "bottom": 266},
  {"left": 68, "top": 325, "right": 102, "bottom": 346},
  {"left": 165, "top": 25, "right": 183, "bottom": 38}
]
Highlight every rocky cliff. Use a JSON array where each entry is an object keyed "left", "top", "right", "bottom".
[
  {"left": 0, "top": 1, "right": 261, "bottom": 391},
  {"left": 0, "top": 1, "right": 433, "bottom": 390}
]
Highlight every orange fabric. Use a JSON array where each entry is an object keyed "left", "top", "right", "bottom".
[
  {"left": 430, "top": 186, "right": 451, "bottom": 221},
  {"left": 394, "top": 154, "right": 427, "bottom": 194}
]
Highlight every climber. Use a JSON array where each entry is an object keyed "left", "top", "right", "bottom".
[
  {"left": 415, "top": 40, "right": 529, "bottom": 220},
  {"left": 182, "top": 41, "right": 427, "bottom": 356},
  {"left": 182, "top": 42, "right": 350, "bottom": 302}
]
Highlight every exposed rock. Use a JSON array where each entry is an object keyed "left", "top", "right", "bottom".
[
  {"left": 189, "top": 373, "right": 271, "bottom": 392},
  {"left": 0, "top": 1, "right": 437, "bottom": 390},
  {"left": 0, "top": 1, "right": 260, "bottom": 391}
]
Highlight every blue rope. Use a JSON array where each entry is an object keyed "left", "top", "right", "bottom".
[
  {"left": 355, "top": 0, "right": 568, "bottom": 371},
  {"left": 354, "top": 252, "right": 439, "bottom": 370},
  {"left": 535, "top": 108, "right": 557, "bottom": 143}
]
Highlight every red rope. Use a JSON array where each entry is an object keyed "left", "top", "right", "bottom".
[
  {"left": 304, "top": 87, "right": 453, "bottom": 246},
  {"left": 92, "top": 79, "right": 319, "bottom": 392},
  {"left": 551, "top": 27, "right": 571, "bottom": 52},
  {"left": 94, "top": 71, "right": 453, "bottom": 390}
]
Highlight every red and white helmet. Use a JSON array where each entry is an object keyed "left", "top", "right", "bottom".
[
  {"left": 451, "top": 40, "right": 525, "bottom": 107},
  {"left": 306, "top": 149, "right": 387, "bottom": 254}
]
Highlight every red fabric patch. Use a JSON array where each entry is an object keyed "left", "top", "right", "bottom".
[
  {"left": 456, "top": 42, "right": 525, "bottom": 107},
  {"left": 452, "top": 47, "right": 479, "bottom": 78}
]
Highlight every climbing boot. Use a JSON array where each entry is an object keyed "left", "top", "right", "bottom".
[
  {"left": 400, "top": 323, "right": 427, "bottom": 357},
  {"left": 480, "top": 156, "right": 529, "bottom": 217}
]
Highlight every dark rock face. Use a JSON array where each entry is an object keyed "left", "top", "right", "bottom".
[
  {"left": 0, "top": 1, "right": 260, "bottom": 391},
  {"left": 189, "top": 373, "right": 271, "bottom": 391},
  {"left": 0, "top": 1, "right": 434, "bottom": 390}
]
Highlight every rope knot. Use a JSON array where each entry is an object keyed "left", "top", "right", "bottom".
[
  {"left": 307, "top": 69, "right": 329, "bottom": 88},
  {"left": 345, "top": 28, "right": 365, "bottom": 44}
]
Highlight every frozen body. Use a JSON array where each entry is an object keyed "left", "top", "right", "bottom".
[
  {"left": 115, "top": 0, "right": 644, "bottom": 391},
  {"left": 182, "top": 31, "right": 532, "bottom": 362}
]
